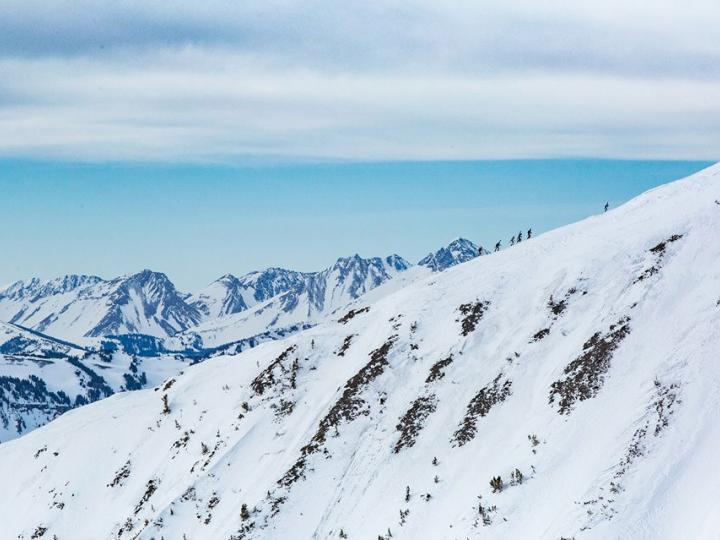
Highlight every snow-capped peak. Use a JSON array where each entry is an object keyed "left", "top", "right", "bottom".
[
  {"left": 90, "top": 270, "right": 201, "bottom": 338},
  {"left": 418, "top": 237, "right": 483, "bottom": 271},
  {"left": 0, "top": 274, "right": 103, "bottom": 302},
  {"left": 0, "top": 270, "right": 201, "bottom": 340},
  {"left": 189, "top": 274, "right": 250, "bottom": 320}
]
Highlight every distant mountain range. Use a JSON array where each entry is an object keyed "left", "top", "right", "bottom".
[
  {"left": 0, "top": 270, "right": 200, "bottom": 341},
  {"left": 0, "top": 238, "right": 481, "bottom": 343},
  {"left": 0, "top": 238, "right": 482, "bottom": 441}
]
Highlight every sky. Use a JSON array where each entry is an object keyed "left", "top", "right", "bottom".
[
  {"left": 0, "top": 0, "right": 719, "bottom": 162},
  {"left": 0, "top": 159, "right": 712, "bottom": 291},
  {"left": 0, "top": 2, "right": 718, "bottom": 289}
]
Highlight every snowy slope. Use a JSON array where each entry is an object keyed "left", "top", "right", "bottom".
[
  {"left": 0, "top": 270, "right": 202, "bottom": 340},
  {"left": 0, "top": 321, "right": 192, "bottom": 442},
  {"left": 1, "top": 165, "right": 719, "bottom": 539},
  {"left": 189, "top": 274, "right": 250, "bottom": 320},
  {"left": 0, "top": 320, "right": 85, "bottom": 358}
]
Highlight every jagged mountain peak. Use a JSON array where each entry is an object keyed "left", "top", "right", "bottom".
[
  {"left": 189, "top": 274, "right": 250, "bottom": 320},
  {"left": 0, "top": 269, "right": 201, "bottom": 340},
  {"left": 89, "top": 270, "right": 201, "bottom": 338},
  {"left": 385, "top": 253, "right": 412, "bottom": 271},
  {"left": 331, "top": 253, "right": 410, "bottom": 272},
  {"left": 418, "top": 237, "right": 483, "bottom": 271},
  {"left": 215, "top": 273, "right": 241, "bottom": 284},
  {"left": 115, "top": 269, "right": 174, "bottom": 287},
  {"left": 0, "top": 274, "right": 103, "bottom": 302}
]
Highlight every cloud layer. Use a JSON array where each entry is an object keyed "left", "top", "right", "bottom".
[{"left": 1, "top": 0, "right": 719, "bottom": 161}]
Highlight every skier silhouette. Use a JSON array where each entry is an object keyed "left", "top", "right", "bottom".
[
  {"left": 527, "top": 228, "right": 532, "bottom": 239},
  {"left": 478, "top": 246, "right": 484, "bottom": 256},
  {"left": 494, "top": 241, "right": 501, "bottom": 252},
  {"left": 604, "top": 202, "right": 609, "bottom": 212},
  {"left": 510, "top": 235, "right": 515, "bottom": 246},
  {"left": 517, "top": 231, "right": 523, "bottom": 243}
]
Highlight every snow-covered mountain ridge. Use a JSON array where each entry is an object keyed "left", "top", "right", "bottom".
[
  {"left": 1, "top": 165, "right": 718, "bottom": 539},
  {"left": 0, "top": 270, "right": 202, "bottom": 341},
  {"left": 0, "top": 241, "right": 478, "bottom": 344},
  {"left": 185, "top": 254, "right": 414, "bottom": 348},
  {"left": 418, "top": 238, "right": 484, "bottom": 271}
]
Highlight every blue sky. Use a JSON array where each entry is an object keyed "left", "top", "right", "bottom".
[
  {"left": 1, "top": 2, "right": 718, "bottom": 290},
  {"left": 0, "top": 159, "right": 711, "bottom": 291}
]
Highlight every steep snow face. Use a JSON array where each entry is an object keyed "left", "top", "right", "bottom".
[
  {"left": 0, "top": 270, "right": 202, "bottom": 340},
  {"left": 233, "top": 255, "right": 410, "bottom": 315},
  {"left": 188, "top": 274, "right": 250, "bottom": 319},
  {"left": 315, "top": 254, "right": 411, "bottom": 312},
  {"left": 91, "top": 270, "right": 202, "bottom": 338},
  {"left": 236, "top": 267, "right": 309, "bottom": 307},
  {"left": 418, "top": 238, "right": 485, "bottom": 271},
  {"left": 2, "top": 165, "right": 719, "bottom": 540}
]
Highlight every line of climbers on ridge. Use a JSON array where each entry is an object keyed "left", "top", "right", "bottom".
[
  {"left": 481, "top": 202, "right": 610, "bottom": 255},
  {"left": 475, "top": 228, "right": 532, "bottom": 255},
  {"left": 490, "top": 228, "right": 532, "bottom": 253},
  {"left": 492, "top": 228, "right": 532, "bottom": 252}
]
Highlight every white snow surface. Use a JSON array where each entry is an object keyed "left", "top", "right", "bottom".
[
  {"left": 0, "top": 320, "right": 192, "bottom": 442},
  {"left": 1, "top": 165, "right": 720, "bottom": 539},
  {"left": 0, "top": 271, "right": 201, "bottom": 340}
]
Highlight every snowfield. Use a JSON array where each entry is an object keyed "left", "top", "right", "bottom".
[{"left": 1, "top": 166, "right": 719, "bottom": 539}]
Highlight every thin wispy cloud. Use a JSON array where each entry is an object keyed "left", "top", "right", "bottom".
[{"left": 1, "top": 0, "right": 719, "bottom": 162}]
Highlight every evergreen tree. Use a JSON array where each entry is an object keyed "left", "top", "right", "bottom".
[{"left": 510, "top": 468, "right": 523, "bottom": 485}]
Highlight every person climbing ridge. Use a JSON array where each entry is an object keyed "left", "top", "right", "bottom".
[
  {"left": 517, "top": 231, "right": 523, "bottom": 243},
  {"left": 478, "top": 246, "right": 484, "bottom": 256},
  {"left": 495, "top": 240, "right": 501, "bottom": 252},
  {"left": 527, "top": 228, "right": 532, "bottom": 239},
  {"left": 604, "top": 202, "right": 609, "bottom": 212},
  {"left": 510, "top": 235, "right": 516, "bottom": 246}
]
